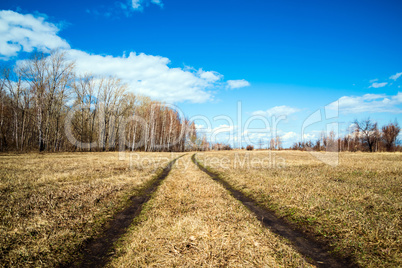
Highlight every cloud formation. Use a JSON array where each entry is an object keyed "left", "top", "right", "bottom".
[
  {"left": 197, "top": 69, "right": 223, "bottom": 83},
  {"left": 328, "top": 92, "right": 402, "bottom": 114},
  {"left": 131, "top": 0, "right": 163, "bottom": 11},
  {"left": 227, "top": 79, "right": 250, "bottom": 89},
  {"left": 252, "top": 105, "right": 300, "bottom": 117},
  {"left": 390, "top": 72, "right": 402, "bottom": 81},
  {"left": 369, "top": 82, "right": 388, "bottom": 88},
  {"left": 87, "top": 0, "right": 163, "bottom": 17},
  {"left": 66, "top": 49, "right": 218, "bottom": 103},
  {"left": 0, "top": 10, "right": 70, "bottom": 59},
  {"left": 282, "top": 131, "right": 297, "bottom": 141},
  {"left": 1, "top": 10, "right": 251, "bottom": 103}
]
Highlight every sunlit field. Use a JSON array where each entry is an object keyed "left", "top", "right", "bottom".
[
  {"left": 110, "top": 155, "right": 312, "bottom": 267},
  {"left": 0, "top": 152, "right": 180, "bottom": 267},
  {"left": 1, "top": 150, "right": 401, "bottom": 267},
  {"left": 195, "top": 150, "right": 402, "bottom": 267}
]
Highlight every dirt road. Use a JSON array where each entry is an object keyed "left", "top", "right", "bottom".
[{"left": 68, "top": 154, "right": 354, "bottom": 267}]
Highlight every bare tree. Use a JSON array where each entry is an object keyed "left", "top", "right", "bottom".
[
  {"left": 270, "top": 137, "right": 275, "bottom": 150},
  {"left": 0, "top": 51, "right": 196, "bottom": 153},
  {"left": 354, "top": 118, "right": 379, "bottom": 152},
  {"left": 0, "top": 66, "right": 9, "bottom": 151},
  {"left": 19, "top": 51, "right": 74, "bottom": 151},
  {"left": 382, "top": 121, "right": 400, "bottom": 152},
  {"left": 258, "top": 138, "right": 263, "bottom": 149},
  {"left": 98, "top": 77, "right": 127, "bottom": 151},
  {"left": 275, "top": 135, "right": 282, "bottom": 150}
]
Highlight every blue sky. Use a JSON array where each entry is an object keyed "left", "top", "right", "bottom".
[{"left": 1, "top": 0, "right": 402, "bottom": 147}]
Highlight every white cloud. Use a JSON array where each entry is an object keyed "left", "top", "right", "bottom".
[
  {"left": 327, "top": 92, "right": 402, "bottom": 114},
  {"left": 0, "top": 10, "right": 70, "bottom": 59},
  {"left": 303, "top": 133, "right": 316, "bottom": 140},
  {"left": 132, "top": 0, "right": 141, "bottom": 9},
  {"left": 390, "top": 72, "right": 402, "bottom": 81},
  {"left": 227, "top": 79, "right": 250, "bottom": 89},
  {"left": 66, "top": 49, "right": 220, "bottom": 103},
  {"left": 212, "top": 124, "right": 237, "bottom": 132},
  {"left": 194, "top": 124, "right": 207, "bottom": 130},
  {"left": 197, "top": 69, "right": 223, "bottom": 83},
  {"left": 369, "top": 78, "right": 378, "bottom": 83},
  {"left": 252, "top": 105, "right": 300, "bottom": 117},
  {"left": 131, "top": 0, "right": 163, "bottom": 10},
  {"left": 282, "top": 131, "right": 298, "bottom": 141},
  {"left": 88, "top": 0, "right": 164, "bottom": 17},
  {"left": 362, "top": 93, "right": 387, "bottom": 100},
  {"left": 1, "top": 10, "right": 248, "bottom": 103},
  {"left": 369, "top": 82, "right": 388, "bottom": 88}
]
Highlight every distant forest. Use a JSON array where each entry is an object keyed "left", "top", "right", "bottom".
[
  {"left": 1, "top": 51, "right": 400, "bottom": 153},
  {"left": 291, "top": 119, "right": 401, "bottom": 152},
  {"left": 0, "top": 51, "right": 199, "bottom": 152}
]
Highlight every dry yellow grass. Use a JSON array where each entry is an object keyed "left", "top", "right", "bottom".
[
  {"left": 0, "top": 151, "right": 179, "bottom": 267},
  {"left": 196, "top": 150, "right": 402, "bottom": 267},
  {"left": 110, "top": 154, "right": 314, "bottom": 267}
]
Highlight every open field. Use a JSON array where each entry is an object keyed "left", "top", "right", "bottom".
[
  {"left": 1, "top": 150, "right": 400, "bottom": 267},
  {"left": 195, "top": 150, "right": 402, "bottom": 267},
  {"left": 110, "top": 155, "right": 312, "bottom": 267},
  {"left": 0, "top": 152, "right": 180, "bottom": 267}
]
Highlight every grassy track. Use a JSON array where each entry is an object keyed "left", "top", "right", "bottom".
[
  {"left": 68, "top": 155, "right": 183, "bottom": 267},
  {"left": 2, "top": 151, "right": 399, "bottom": 267},
  {"left": 0, "top": 152, "right": 179, "bottom": 267},
  {"left": 193, "top": 153, "right": 352, "bottom": 268},
  {"left": 195, "top": 150, "right": 402, "bottom": 267},
  {"left": 110, "top": 154, "right": 313, "bottom": 267}
]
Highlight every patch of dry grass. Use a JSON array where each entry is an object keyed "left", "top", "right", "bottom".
[
  {"left": 0, "top": 151, "right": 179, "bottom": 267},
  {"left": 110, "top": 155, "right": 313, "bottom": 267},
  {"left": 196, "top": 150, "right": 402, "bottom": 267}
]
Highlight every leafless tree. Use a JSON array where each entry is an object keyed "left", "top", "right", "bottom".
[
  {"left": 269, "top": 137, "right": 275, "bottom": 150},
  {"left": 382, "top": 121, "right": 400, "bottom": 152},
  {"left": 19, "top": 51, "right": 74, "bottom": 151},
  {"left": 353, "top": 118, "right": 379, "bottom": 152},
  {"left": 0, "top": 51, "right": 201, "bottom": 153},
  {"left": 275, "top": 135, "right": 282, "bottom": 150}
]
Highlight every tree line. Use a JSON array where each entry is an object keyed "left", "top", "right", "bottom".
[
  {"left": 292, "top": 119, "right": 401, "bottom": 152},
  {"left": 0, "top": 51, "right": 197, "bottom": 152}
]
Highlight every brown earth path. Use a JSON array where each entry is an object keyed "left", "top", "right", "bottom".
[
  {"left": 192, "top": 153, "right": 358, "bottom": 268},
  {"left": 60, "top": 155, "right": 183, "bottom": 268},
  {"left": 61, "top": 153, "right": 357, "bottom": 267}
]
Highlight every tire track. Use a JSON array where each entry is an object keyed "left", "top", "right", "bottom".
[
  {"left": 192, "top": 153, "right": 357, "bottom": 268},
  {"left": 61, "top": 155, "right": 183, "bottom": 268}
]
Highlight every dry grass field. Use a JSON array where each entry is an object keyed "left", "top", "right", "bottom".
[
  {"left": 109, "top": 155, "right": 313, "bottom": 267},
  {"left": 0, "top": 152, "right": 179, "bottom": 267},
  {"left": 195, "top": 150, "right": 402, "bottom": 267},
  {"left": 1, "top": 150, "right": 400, "bottom": 267}
]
